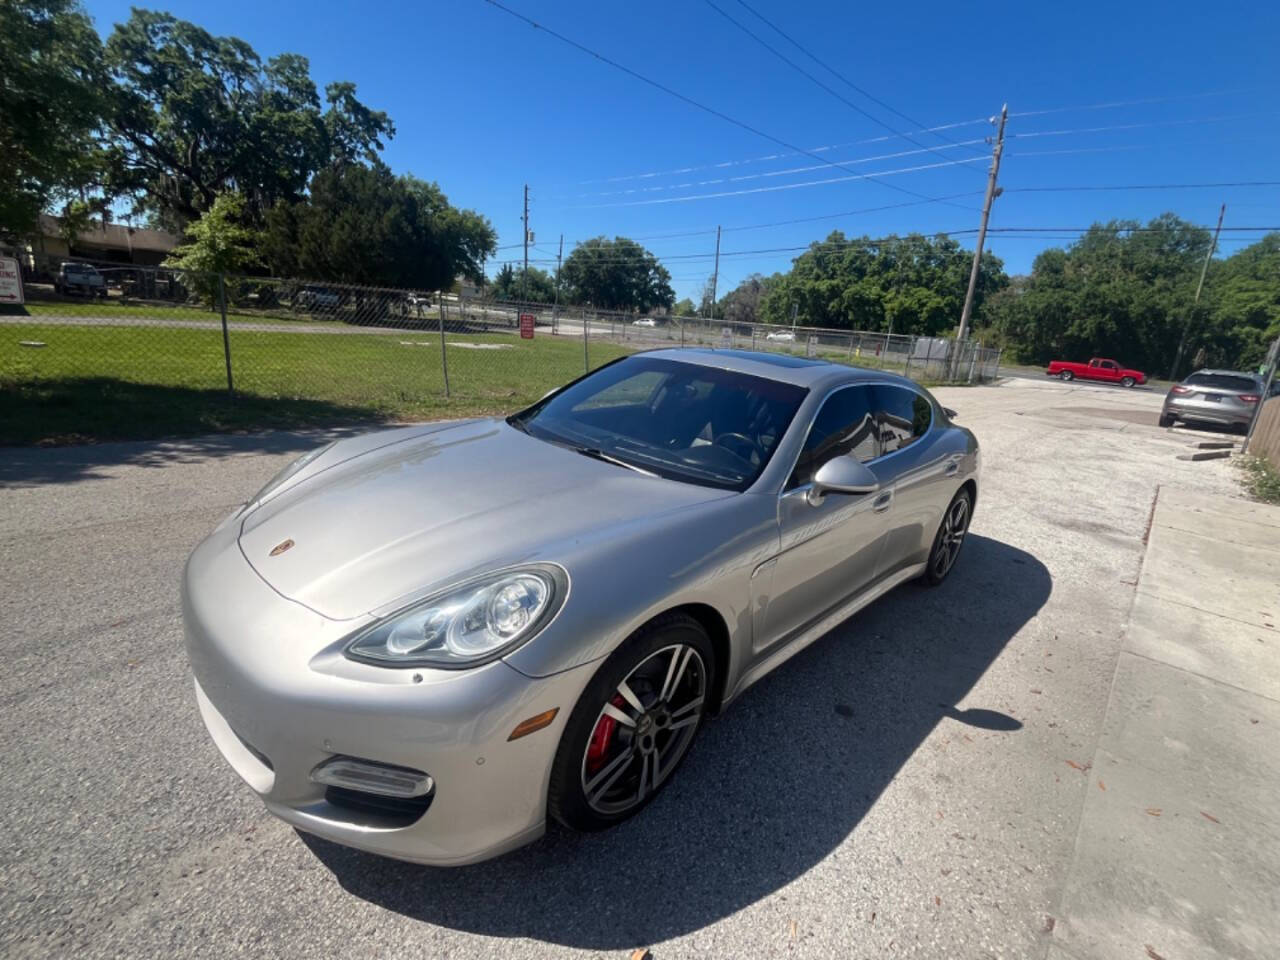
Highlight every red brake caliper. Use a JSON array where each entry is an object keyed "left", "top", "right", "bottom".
[{"left": 586, "top": 695, "right": 625, "bottom": 773}]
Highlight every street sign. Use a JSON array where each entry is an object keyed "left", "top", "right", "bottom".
[
  {"left": 720, "top": 327, "right": 733, "bottom": 349},
  {"left": 806, "top": 335, "right": 817, "bottom": 357},
  {"left": 0, "top": 256, "right": 24, "bottom": 305},
  {"left": 519, "top": 313, "right": 535, "bottom": 339}
]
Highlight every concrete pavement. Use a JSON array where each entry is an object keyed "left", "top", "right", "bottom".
[
  {"left": 1050, "top": 486, "right": 1280, "bottom": 960},
  {"left": 0, "top": 376, "right": 1269, "bottom": 960}
]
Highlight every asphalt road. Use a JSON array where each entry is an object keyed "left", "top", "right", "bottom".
[{"left": 0, "top": 378, "right": 1245, "bottom": 959}]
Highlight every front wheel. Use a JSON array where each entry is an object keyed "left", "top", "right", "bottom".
[
  {"left": 922, "top": 488, "right": 972, "bottom": 586},
  {"left": 1120, "top": 376, "right": 1136, "bottom": 388},
  {"left": 548, "top": 613, "right": 713, "bottom": 831},
  {"left": 1058, "top": 370, "right": 1074, "bottom": 382}
]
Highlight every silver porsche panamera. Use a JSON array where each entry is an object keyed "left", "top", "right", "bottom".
[{"left": 183, "top": 348, "right": 979, "bottom": 865}]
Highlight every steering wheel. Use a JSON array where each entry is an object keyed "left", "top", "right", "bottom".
[{"left": 713, "top": 431, "right": 763, "bottom": 463}]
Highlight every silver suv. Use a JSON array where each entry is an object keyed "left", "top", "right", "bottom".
[
  {"left": 1160, "top": 369, "right": 1276, "bottom": 432},
  {"left": 55, "top": 262, "right": 107, "bottom": 298}
]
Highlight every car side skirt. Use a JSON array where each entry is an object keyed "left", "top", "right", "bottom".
[{"left": 724, "top": 560, "right": 927, "bottom": 705}]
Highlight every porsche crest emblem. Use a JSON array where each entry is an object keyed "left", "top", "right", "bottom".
[{"left": 269, "top": 538, "right": 295, "bottom": 557}]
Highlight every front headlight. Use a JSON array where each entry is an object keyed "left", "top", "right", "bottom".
[{"left": 344, "top": 565, "right": 566, "bottom": 668}]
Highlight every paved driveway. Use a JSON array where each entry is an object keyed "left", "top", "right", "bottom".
[{"left": 0, "top": 378, "right": 1245, "bottom": 959}]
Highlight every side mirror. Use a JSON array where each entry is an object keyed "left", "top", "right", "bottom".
[
  {"left": 808, "top": 456, "right": 879, "bottom": 505},
  {"left": 943, "top": 407, "right": 958, "bottom": 419}
]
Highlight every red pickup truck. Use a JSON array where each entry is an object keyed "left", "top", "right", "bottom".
[{"left": 1046, "top": 357, "right": 1146, "bottom": 387}]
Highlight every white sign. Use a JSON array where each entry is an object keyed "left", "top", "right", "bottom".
[
  {"left": 719, "top": 326, "right": 733, "bottom": 349},
  {"left": 806, "top": 335, "right": 818, "bottom": 357},
  {"left": 0, "top": 256, "right": 23, "bottom": 305}
]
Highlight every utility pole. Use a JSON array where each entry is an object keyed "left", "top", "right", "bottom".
[
  {"left": 955, "top": 104, "right": 1008, "bottom": 355},
  {"left": 552, "top": 233, "right": 563, "bottom": 334},
  {"left": 790, "top": 301, "right": 798, "bottom": 335},
  {"left": 1169, "top": 203, "right": 1226, "bottom": 380},
  {"left": 709, "top": 225, "right": 722, "bottom": 321},
  {"left": 521, "top": 183, "right": 530, "bottom": 303}
]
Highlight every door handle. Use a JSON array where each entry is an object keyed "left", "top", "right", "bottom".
[{"left": 872, "top": 491, "right": 893, "bottom": 512}]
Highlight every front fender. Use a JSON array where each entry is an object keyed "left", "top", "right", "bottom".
[{"left": 503, "top": 494, "right": 778, "bottom": 686}]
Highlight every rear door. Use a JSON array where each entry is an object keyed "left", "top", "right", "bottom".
[
  {"left": 869, "top": 384, "right": 952, "bottom": 578},
  {"left": 759, "top": 385, "right": 892, "bottom": 650}
]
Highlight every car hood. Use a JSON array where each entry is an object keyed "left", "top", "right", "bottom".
[{"left": 238, "top": 418, "right": 733, "bottom": 619}]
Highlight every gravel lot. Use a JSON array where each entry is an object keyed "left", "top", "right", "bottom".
[{"left": 0, "top": 377, "right": 1244, "bottom": 959}]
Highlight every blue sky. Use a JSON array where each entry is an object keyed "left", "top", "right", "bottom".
[{"left": 84, "top": 0, "right": 1280, "bottom": 299}]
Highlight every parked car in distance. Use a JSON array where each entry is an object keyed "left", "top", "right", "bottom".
[
  {"left": 295, "top": 285, "right": 341, "bottom": 310},
  {"left": 632, "top": 318, "right": 656, "bottom": 327},
  {"left": 1046, "top": 357, "right": 1145, "bottom": 387},
  {"left": 54, "top": 262, "right": 106, "bottom": 298},
  {"left": 183, "top": 349, "right": 979, "bottom": 866},
  {"left": 766, "top": 331, "right": 796, "bottom": 342},
  {"left": 1160, "top": 369, "right": 1276, "bottom": 431}
]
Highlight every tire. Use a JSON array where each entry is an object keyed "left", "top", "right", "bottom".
[
  {"left": 1120, "top": 376, "right": 1136, "bottom": 388},
  {"left": 1058, "top": 370, "right": 1074, "bottom": 381},
  {"left": 1158, "top": 414, "right": 1175, "bottom": 428},
  {"left": 922, "top": 487, "right": 973, "bottom": 587},
  {"left": 548, "top": 612, "right": 715, "bottom": 832}
]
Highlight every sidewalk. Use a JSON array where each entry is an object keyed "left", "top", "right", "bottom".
[{"left": 1050, "top": 485, "right": 1280, "bottom": 959}]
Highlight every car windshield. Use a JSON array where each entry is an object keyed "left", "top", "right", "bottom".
[
  {"left": 1184, "top": 373, "right": 1258, "bottom": 392},
  {"left": 509, "top": 355, "right": 808, "bottom": 491},
  {"left": 65, "top": 264, "right": 96, "bottom": 275}
]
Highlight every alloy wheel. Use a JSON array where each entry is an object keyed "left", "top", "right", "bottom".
[
  {"left": 580, "top": 643, "right": 706, "bottom": 816},
  {"left": 932, "top": 495, "right": 970, "bottom": 579}
]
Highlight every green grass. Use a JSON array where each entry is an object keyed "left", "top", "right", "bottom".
[
  {"left": 0, "top": 322, "right": 631, "bottom": 445},
  {"left": 1238, "top": 455, "right": 1280, "bottom": 505}
]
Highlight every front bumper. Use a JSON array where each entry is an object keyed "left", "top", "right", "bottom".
[{"left": 182, "top": 523, "right": 592, "bottom": 866}]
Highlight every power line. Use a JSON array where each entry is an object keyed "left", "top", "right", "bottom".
[
  {"left": 480, "top": 0, "right": 978, "bottom": 211},
  {"left": 1008, "top": 88, "right": 1255, "bottom": 120},
  {"left": 567, "top": 155, "right": 989, "bottom": 208},
  {"left": 701, "top": 0, "right": 987, "bottom": 176},
  {"left": 570, "top": 117, "right": 992, "bottom": 187},
  {"left": 1006, "top": 180, "right": 1280, "bottom": 193},
  {"left": 729, "top": 0, "right": 988, "bottom": 158},
  {"left": 565, "top": 138, "right": 989, "bottom": 200}
]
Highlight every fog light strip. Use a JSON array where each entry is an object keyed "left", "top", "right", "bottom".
[
  {"left": 310, "top": 757, "right": 434, "bottom": 798},
  {"left": 508, "top": 707, "right": 560, "bottom": 741}
]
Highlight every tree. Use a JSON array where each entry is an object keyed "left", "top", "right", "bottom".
[
  {"left": 718, "top": 273, "right": 777, "bottom": 324},
  {"left": 672, "top": 298, "right": 697, "bottom": 317},
  {"left": 561, "top": 237, "right": 674, "bottom": 312},
  {"left": 261, "top": 164, "right": 495, "bottom": 290},
  {"left": 757, "top": 232, "right": 1005, "bottom": 335},
  {"left": 488, "top": 263, "right": 556, "bottom": 302},
  {"left": 994, "top": 214, "right": 1216, "bottom": 372},
  {"left": 102, "top": 10, "right": 392, "bottom": 229},
  {"left": 164, "top": 192, "right": 261, "bottom": 302},
  {"left": 0, "top": 0, "right": 106, "bottom": 239}
]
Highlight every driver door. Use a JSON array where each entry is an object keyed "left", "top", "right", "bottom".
[{"left": 755, "top": 385, "right": 893, "bottom": 651}]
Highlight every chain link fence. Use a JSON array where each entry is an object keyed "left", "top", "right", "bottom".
[{"left": 1, "top": 262, "right": 1001, "bottom": 445}]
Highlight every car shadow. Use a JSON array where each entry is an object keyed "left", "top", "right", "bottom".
[
  {"left": 301, "top": 533, "right": 1050, "bottom": 949},
  {"left": 0, "top": 379, "right": 388, "bottom": 486}
]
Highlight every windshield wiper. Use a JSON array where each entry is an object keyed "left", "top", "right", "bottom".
[{"left": 573, "top": 446, "right": 657, "bottom": 477}]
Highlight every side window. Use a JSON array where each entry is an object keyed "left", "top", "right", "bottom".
[
  {"left": 788, "top": 386, "right": 877, "bottom": 488},
  {"left": 872, "top": 385, "right": 932, "bottom": 455}
]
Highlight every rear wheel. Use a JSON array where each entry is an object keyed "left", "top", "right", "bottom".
[
  {"left": 548, "top": 613, "right": 714, "bottom": 831},
  {"left": 1158, "top": 413, "right": 1175, "bottom": 428},
  {"left": 923, "top": 488, "right": 972, "bottom": 586},
  {"left": 1058, "top": 370, "right": 1074, "bottom": 381},
  {"left": 1121, "top": 376, "right": 1136, "bottom": 388}
]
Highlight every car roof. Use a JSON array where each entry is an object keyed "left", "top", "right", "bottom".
[{"left": 640, "top": 347, "right": 922, "bottom": 391}]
